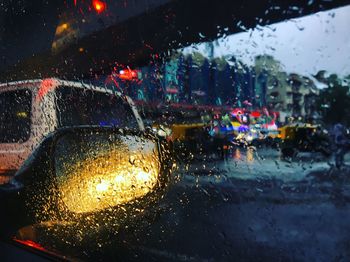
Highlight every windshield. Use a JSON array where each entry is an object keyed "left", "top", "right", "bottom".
[
  {"left": 0, "top": 89, "right": 32, "bottom": 143},
  {"left": 1, "top": 1, "right": 350, "bottom": 261}
]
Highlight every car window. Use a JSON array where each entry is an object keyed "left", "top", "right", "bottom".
[
  {"left": 55, "top": 86, "right": 138, "bottom": 129},
  {"left": 0, "top": 89, "right": 32, "bottom": 143}
]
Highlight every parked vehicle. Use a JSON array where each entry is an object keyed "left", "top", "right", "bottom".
[
  {"left": 0, "top": 126, "right": 174, "bottom": 240},
  {"left": 0, "top": 78, "right": 144, "bottom": 177}
]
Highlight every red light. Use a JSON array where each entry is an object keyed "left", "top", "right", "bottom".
[
  {"left": 36, "top": 78, "right": 59, "bottom": 102},
  {"left": 92, "top": 0, "right": 106, "bottom": 13},
  {"left": 251, "top": 111, "right": 261, "bottom": 118},
  {"left": 117, "top": 68, "right": 139, "bottom": 81},
  {"left": 13, "top": 238, "right": 46, "bottom": 252}
]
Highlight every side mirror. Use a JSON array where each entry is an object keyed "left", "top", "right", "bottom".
[
  {"left": 54, "top": 128, "right": 170, "bottom": 214},
  {"left": 1, "top": 127, "right": 174, "bottom": 234}
]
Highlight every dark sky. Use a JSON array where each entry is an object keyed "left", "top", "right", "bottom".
[
  {"left": 1, "top": 0, "right": 349, "bottom": 75},
  {"left": 0, "top": 0, "right": 62, "bottom": 69}
]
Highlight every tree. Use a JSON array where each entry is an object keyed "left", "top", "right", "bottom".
[
  {"left": 216, "top": 62, "right": 232, "bottom": 105},
  {"left": 201, "top": 58, "right": 210, "bottom": 104},
  {"left": 316, "top": 74, "right": 350, "bottom": 126},
  {"left": 208, "top": 60, "right": 217, "bottom": 105}
]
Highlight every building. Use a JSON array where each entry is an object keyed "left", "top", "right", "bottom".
[{"left": 254, "top": 55, "right": 320, "bottom": 122}]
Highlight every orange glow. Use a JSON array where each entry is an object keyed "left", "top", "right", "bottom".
[
  {"left": 0, "top": 175, "right": 12, "bottom": 185},
  {"left": 233, "top": 148, "right": 241, "bottom": 160},
  {"left": 13, "top": 238, "right": 46, "bottom": 252},
  {"left": 92, "top": 0, "right": 106, "bottom": 13},
  {"left": 55, "top": 23, "right": 69, "bottom": 35},
  {"left": 118, "top": 68, "right": 138, "bottom": 81}
]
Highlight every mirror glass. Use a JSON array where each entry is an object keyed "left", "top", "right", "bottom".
[{"left": 54, "top": 130, "right": 161, "bottom": 214}]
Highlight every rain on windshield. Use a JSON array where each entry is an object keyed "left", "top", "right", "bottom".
[{"left": 0, "top": 1, "right": 350, "bottom": 261}]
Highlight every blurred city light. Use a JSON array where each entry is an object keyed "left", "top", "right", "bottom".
[{"left": 92, "top": 0, "right": 106, "bottom": 14}]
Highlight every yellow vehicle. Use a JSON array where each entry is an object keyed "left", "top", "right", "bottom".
[
  {"left": 170, "top": 123, "right": 206, "bottom": 142},
  {"left": 279, "top": 123, "right": 316, "bottom": 140}
]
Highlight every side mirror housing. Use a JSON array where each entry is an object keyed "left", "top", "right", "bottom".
[{"left": 0, "top": 127, "right": 175, "bottom": 234}]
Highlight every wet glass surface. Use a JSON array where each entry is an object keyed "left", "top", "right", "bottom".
[
  {"left": 0, "top": 89, "right": 32, "bottom": 143},
  {"left": 0, "top": 1, "right": 350, "bottom": 261},
  {"left": 55, "top": 86, "right": 138, "bottom": 128}
]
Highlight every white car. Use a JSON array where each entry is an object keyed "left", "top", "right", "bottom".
[{"left": 0, "top": 78, "right": 144, "bottom": 179}]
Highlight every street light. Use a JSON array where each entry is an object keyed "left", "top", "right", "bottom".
[{"left": 92, "top": 0, "right": 106, "bottom": 14}]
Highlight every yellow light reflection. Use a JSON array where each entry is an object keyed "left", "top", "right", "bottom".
[
  {"left": 136, "top": 171, "right": 151, "bottom": 182},
  {"left": 247, "top": 148, "right": 254, "bottom": 162},
  {"left": 57, "top": 147, "right": 160, "bottom": 214},
  {"left": 114, "top": 175, "right": 125, "bottom": 183},
  {"left": 55, "top": 23, "right": 69, "bottom": 35},
  {"left": 16, "top": 111, "right": 28, "bottom": 118},
  {"left": 96, "top": 180, "right": 109, "bottom": 192}
]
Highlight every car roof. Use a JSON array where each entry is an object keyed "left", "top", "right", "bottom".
[
  {"left": 0, "top": 78, "right": 123, "bottom": 97},
  {"left": 0, "top": 78, "right": 145, "bottom": 131}
]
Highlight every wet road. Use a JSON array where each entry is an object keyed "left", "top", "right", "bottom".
[
  {"left": 76, "top": 148, "right": 350, "bottom": 261},
  {"left": 3, "top": 148, "right": 350, "bottom": 261}
]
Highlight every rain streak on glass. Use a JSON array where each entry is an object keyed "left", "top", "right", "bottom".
[{"left": 0, "top": 1, "right": 349, "bottom": 261}]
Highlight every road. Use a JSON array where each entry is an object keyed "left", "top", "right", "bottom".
[
  {"left": 63, "top": 148, "right": 350, "bottom": 261},
  {"left": 3, "top": 148, "right": 350, "bottom": 261}
]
